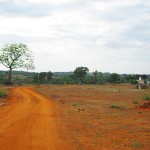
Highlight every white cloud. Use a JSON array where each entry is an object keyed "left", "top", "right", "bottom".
[
  {"left": 0, "top": 0, "right": 149, "bottom": 73},
  {"left": 32, "top": 0, "right": 70, "bottom": 4},
  {"left": 14, "top": 0, "right": 71, "bottom": 5}
]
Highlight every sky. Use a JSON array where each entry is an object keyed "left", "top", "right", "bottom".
[{"left": 0, "top": 0, "right": 150, "bottom": 74}]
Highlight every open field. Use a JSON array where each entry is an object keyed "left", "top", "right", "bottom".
[
  {"left": 0, "top": 84, "right": 149, "bottom": 150},
  {"left": 35, "top": 84, "right": 150, "bottom": 150}
]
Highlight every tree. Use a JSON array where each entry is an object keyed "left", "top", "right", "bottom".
[
  {"left": 109, "top": 73, "right": 120, "bottom": 83},
  {"left": 73, "top": 67, "right": 89, "bottom": 84},
  {"left": 93, "top": 70, "right": 98, "bottom": 84},
  {"left": 47, "top": 71, "right": 53, "bottom": 84},
  {"left": 98, "top": 72, "right": 103, "bottom": 84},
  {"left": 39, "top": 72, "right": 47, "bottom": 84},
  {"left": 33, "top": 74, "right": 39, "bottom": 84},
  {"left": 0, "top": 43, "right": 34, "bottom": 84}
]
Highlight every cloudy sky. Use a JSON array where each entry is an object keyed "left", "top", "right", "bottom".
[{"left": 0, "top": 0, "right": 149, "bottom": 74}]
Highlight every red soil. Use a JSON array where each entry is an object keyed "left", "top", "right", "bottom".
[
  {"left": 35, "top": 84, "right": 150, "bottom": 150},
  {"left": 0, "top": 87, "right": 76, "bottom": 150},
  {"left": 0, "top": 84, "right": 149, "bottom": 150}
]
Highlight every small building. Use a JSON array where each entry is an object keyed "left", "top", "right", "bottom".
[
  {"left": 137, "top": 77, "right": 145, "bottom": 84},
  {"left": 137, "top": 77, "right": 146, "bottom": 89}
]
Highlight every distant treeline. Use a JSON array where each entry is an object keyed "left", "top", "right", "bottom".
[{"left": 0, "top": 70, "right": 149, "bottom": 85}]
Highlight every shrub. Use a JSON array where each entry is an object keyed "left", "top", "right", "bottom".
[
  {"left": 110, "top": 104, "right": 117, "bottom": 108},
  {"left": 72, "top": 103, "right": 78, "bottom": 107},
  {"left": 0, "top": 90, "right": 7, "bottom": 98},
  {"left": 138, "top": 111, "right": 142, "bottom": 114},
  {"left": 110, "top": 104, "right": 125, "bottom": 110},
  {"left": 132, "top": 142, "right": 142, "bottom": 149},
  {"left": 133, "top": 99, "right": 139, "bottom": 104},
  {"left": 143, "top": 94, "right": 150, "bottom": 100},
  {"left": 142, "top": 102, "right": 150, "bottom": 108},
  {"left": 2, "top": 80, "right": 10, "bottom": 85},
  {"left": 141, "top": 84, "right": 148, "bottom": 89}
]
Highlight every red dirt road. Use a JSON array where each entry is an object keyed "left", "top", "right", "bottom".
[{"left": 0, "top": 87, "right": 75, "bottom": 150}]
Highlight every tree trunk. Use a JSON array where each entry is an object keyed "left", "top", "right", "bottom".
[{"left": 8, "top": 67, "right": 12, "bottom": 85}]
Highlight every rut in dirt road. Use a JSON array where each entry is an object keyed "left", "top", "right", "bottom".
[{"left": 0, "top": 87, "right": 75, "bottom": 150}]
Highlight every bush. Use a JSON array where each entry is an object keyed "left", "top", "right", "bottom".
[
  {"left": 133, "top": 99, "right": 139, "bottom": 104},
  {"left": 141, "top": 84, "right": 148, "bottom": 89},
  {"left": 110, "top": 104, "right": 117, "bottom": 108},
  {"left": 110, "top": 104, "right": 125, "bottom": 110},
  {"left": 143, "top": 94, "right": 150, "bottom": 100},
  {"left": 142, "top": 102, "right": 150, "bottom": 108},
  {"left": 2, "top": 80, "right": 11, "bottom": 85},
  {"left": 72, "top": 103, "right": 78, "bottom": 107},
  {"left": 132, "top": 142, "right": 142, "bottom": 149},
  {"left": 0, "top": 90, "right": 7, "bottom": 98}
]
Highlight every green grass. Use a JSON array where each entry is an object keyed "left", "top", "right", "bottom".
[
  {"left": 138, "top": 111, "right": 142, "bottom": 114},
  {"left": 133, "top": 98, "right": 139, "bottom": 104},
  {"left": 0, "top": 90, "right": 7, "bottom": 98},
  {"left": 143, "top": 94, "right": 150, "bottom": 100},
  {"left": 132, "top": 142, "right": 142, "bottom": 149},
  {"left": 110, "top": 103, "right": 117, "bottom": 108},
  {"left": 72, "top": 103, "right": 78, "bottom": 107},
  {"left": 110, "top": 103, "right": 125, "bottom": 110}
]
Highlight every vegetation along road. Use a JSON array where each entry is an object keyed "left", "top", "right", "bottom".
[{"left": 0, "top": 87, "right": 75, "bottom": 150}]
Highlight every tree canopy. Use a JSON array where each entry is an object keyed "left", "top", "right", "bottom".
[
  {"left": 109, "top": 73, "right": 120, "bottom": 83},
  {"left": 73, "top": 67, "right": 89, "bottom": 84},
  {"left": 0, "top": 43, "right": 34, "bottom": 84}
]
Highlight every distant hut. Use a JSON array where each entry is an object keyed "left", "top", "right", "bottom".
[{"left": 137, "top": 77, "right": 146, "bottom": 89}]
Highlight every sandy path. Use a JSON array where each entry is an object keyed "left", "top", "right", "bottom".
[{"left": 0, "top": 87, "right": 73, "bottom": 150}]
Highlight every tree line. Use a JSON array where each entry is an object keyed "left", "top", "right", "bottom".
[
  {"left": 0, "top": 69, "right": 149, "bottom": 85},
  {"left": 0, "top": 43, "right": 149, "bottom": 85}
]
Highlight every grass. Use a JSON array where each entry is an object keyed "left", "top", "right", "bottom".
[
  {"left": 72, "top": 103, "right": 78, "bottom": 107},
  {"left": 110, "top": 103, "right": 117, "bottom": 108},
  {"left": 132, "top": 142, "right": 142, "bottom": 149},
  {"left": 0, "top": 90, "right": 7, "bottom": 98},
  {"left": 110, "top": 103, "right": 125, "bottom": 110},
  {"left": 143, "top": 94, "right": 150, "bottom": 100},
  {"left": 138, "top": 111, "right": 142, "bottom": 114},
  {"left": 133, "top": 98, "right": 139, "bottom": 104}
]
